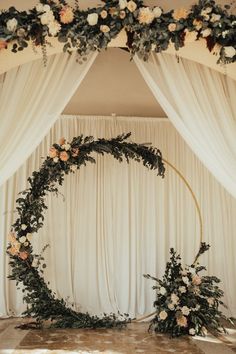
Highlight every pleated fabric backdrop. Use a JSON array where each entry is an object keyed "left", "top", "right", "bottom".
[{"left": 1, "top": 115, "right": 236, "bottom": 318}]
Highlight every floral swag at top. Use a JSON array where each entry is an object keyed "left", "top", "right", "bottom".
[{"left": 0, "top": 0, "right": 235, "bottom": 64}]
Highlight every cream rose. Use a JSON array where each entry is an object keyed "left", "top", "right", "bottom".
[
  {"left": 159, "top": 286, "right": 166, "bottom": 295},
  {"left": 168, "top": 23, "right": 177, "bottom": 32},
  {"left": 36, "top": 3, "right": 44, "bottom": 12},
  {"left": 153, "top": 7, "right": 162, "bottom": 18},
  {"left": 26, "top": 233, "right": 32, "bottom": 241},
  {"left": 53, "top": 157, "right": 59, "bottom": 163},
  {"left": 224, "top": 46, "right": 236, "bottom": 58},
  {"left": 7, "top": 18, "right": 18, "bottom": 32},
  {"left": 41, "top": 11, "right": 55, "bottom": 25},
  {"left": 179, "top": 286, "right": 186, "bottom": 293},
  {"left": 119, "top": 0, "right": 127, "bottom": 10},
  {"left": 181, "top": 306, "right": 190, "bottom": 316},
  {"left": 168, "top": 303, "right": 175, "bottom": 310},
  {"left": 19, "top": 236, "right": 27, "bottom": 243},
  {"left": 48, "top": 20, "right": 61, "bottom": 36},
  {"left": 171, "top": 293, "right": 179, "bottom": 304},
  {"left": 21, "top": 224, "right": 27, "bottom": 231},
  {"left": 100, "top": 25, "right": 110, "bottom": 33},
  {"left": 138, "top": 7, "right": 154, "bottom": 25},
  {"left": 60, "top": 6, "right": 74, "bottom": 24},
  {"left": 173, "top": 8, "right": 189, "bottom": 21},
  {"left": 189, "top": 328, "right": 196, "bottom": 335},
  {"left": 177, "top": 315, "right": 188, "bottom": 327},
  {"left": 159, "top": 310, "right": 168, "bottom": 320},
  {"left": 192, "top": 274, "right": 201, "bottom": 285},
  {"left": 201, "top": 28, "right": 212, "bottom": 38},
  {"left": 87, "top": 13, "right": 98, "bottom": 26},
  {"left": 210, "top": 13, "right": 221, "bottom": 22},
  {"left": 127, "top": 1, "right": 137, "bottom": 12},
  {"left": 100, "top": 10, "right": 108, "bottom": 19}
]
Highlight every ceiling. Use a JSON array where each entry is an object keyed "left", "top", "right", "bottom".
[{"left": 63, "top": 48, "right": 166, "bottom": 117}]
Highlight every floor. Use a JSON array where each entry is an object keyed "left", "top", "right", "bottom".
[{"left": 0, "top": 318, "right": 236, "bottom": 354}]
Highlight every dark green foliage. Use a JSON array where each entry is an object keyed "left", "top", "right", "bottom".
[
  {"left": 7, "top": 133, "right": 164, "bottom": 329},
  {"left": 144, "top": 243, "right": 235, "bottom": 337}
]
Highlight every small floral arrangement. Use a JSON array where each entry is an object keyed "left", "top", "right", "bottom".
[
  {"left": 144, "top": 243, "right": 235, "bottom": 337},
  {"left": 0, "top": 0, "right": 235, "bottom": 64}
]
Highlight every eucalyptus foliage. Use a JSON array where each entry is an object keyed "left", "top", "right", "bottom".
[
  {"left": 0, "top": 0, "right": 235, "bottom": 64},
  {"left": 7, "top": 132, "right": 165, "bottom": 329},
  {"left": 144, "top": 243, "right": 235, "bottom": 337}
]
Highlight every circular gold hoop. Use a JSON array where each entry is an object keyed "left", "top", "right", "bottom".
[{"left": 135, "top": 157, "right": 203, "bottom": 323}]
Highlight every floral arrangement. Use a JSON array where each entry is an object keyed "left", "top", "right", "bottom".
[
  {"left": 7, "top": 133, "right": 165, "bottom": 329},
  {"left": 0, "top": 0, "right": 235, "bottom": 64},
  {"left": 144, "top": 243, "right": 235, "bottom": 337}
]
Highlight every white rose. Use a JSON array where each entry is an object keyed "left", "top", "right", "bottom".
[
  {"left": 222, "top": 30, "right": 229, "bottom": 38},
  {"left": 24, "top": 241, "right": 29, "bottom": 247},
  {"left": 19, "top": 236, "right": 26, "bottom": 243},
  {"left": 153, "top": 7, "right": 162, "bottom": 18},
  {"left": 179, "top": 286, "right": 186, "bottom": 293},
  {"left": 210, "top": 13, "right": 221, "bottom": 22},
  {"left": 171, "top": 293, "right": 179, "bottom": 304},
  {"left": 189, "top": 328, "right": 196, "bottom": 335},
  {"left": 159, "top": 287, "right": 166, "bottom": 295},
  {"left": 36, "top": 3, "right": 44, "bottom": 12},
  {"left": 48, "top": 20, "right": 61, "bottom": 36},
  {"left": 7, "top": 18, "right": 18, "bottom": 32},
  {"left": 200, "top": 10, "right": 209, "bottom": 20},
  {"left": 224, "top": 46, "right": 236, "bottom": 58},
  {"left": 168, "top": 303, "right": 175, "bottom": 310},
  {"left": 205, "top": 7, "right": 212, "bottom": 14},
  {"left": 181, "top": 306, "right": 190, "bottom": 316},
  {"left": 127, "top": 1, "right": 137, "bottom": 13},
  {"left": 26, "top": 233, "right": 32, "bottom": 241},
  {"left": 53, "top": 157, "right": 59, "bottom": 163},
  {"left": 21, "top": 224, "right": 27, "bottom": 231},
  {"left": 87, "top": 13, "right": 98, "bottom": 26},
  {"left": 159, "top": 310, "right": 168, "bottom": 320},
  {"left": 41, "top": 11, "right": 55, "bottom": 25},
  {"left": 119, "top": 0, "right": 127, "bottom": 10},
  {"left": 138, "top": 7, "right": 154, "bottom": 25},
  {"left": 182, "top": 276, "right": 189, "bottom": 285},
  {"left": 43, "top": 4, "right": 51, "bottom": 13},
  {"left": 201, "top": 28, "right": 212, "bottom": 37}
]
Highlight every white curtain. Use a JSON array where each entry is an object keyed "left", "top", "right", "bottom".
[
  {"left": 0, "top": 51, "right": 97, "bottom": 186},
  {"left": 1, "top": 115, "right": 236, "bottom": 318},
  {"left": 134, "top": 53, "right": 236, "bottom": 199}
]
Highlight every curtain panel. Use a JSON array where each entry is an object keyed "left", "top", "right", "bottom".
[
  {"left": 1, "top": 115, "right": 236, "bottom": 318},
  {"left": 134, "top": 53, "right": 236, "bottom": 199},
  {"left": 0, "top": 51, "right": 97, "bottom": 186}
]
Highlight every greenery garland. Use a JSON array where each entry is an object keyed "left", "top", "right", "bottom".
[
  {"left": 0, "top": 0, "right": 235, "bottom": 64},
  {"left": 7, "top": 132, "right": 165, "bottom": 329},
  {"left": 144, "top": 243, "right": 235, "bottom": 337}
]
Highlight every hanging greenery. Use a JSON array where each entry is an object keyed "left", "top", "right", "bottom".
[
  {"left": 7, "top": 132, "right": 165, "bottom": 329},
  {"left": 144, "top": 243, "right": 235, "bottom": 337},
  {"left": 0, "top": 0, "right": 235, "bottom": 64}
]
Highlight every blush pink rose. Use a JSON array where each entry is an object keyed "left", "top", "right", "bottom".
[
  {"left": 19, "top": 251, "right": 28, "bottom": 260},
  {"left": 49, "top": 147, "right": 58, "bottom": 158},
  {"left": 60, "top": 151, "right": 69, "bottom": 161}
]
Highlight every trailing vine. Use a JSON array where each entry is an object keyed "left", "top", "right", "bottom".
[{"left": 7, "top": 132, "right": 165, "bottom": 328}]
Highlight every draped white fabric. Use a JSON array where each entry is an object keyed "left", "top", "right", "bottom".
[
  {"left": 134, "top": 53, "right": 236, "bottom": 198},
  {"left": 1, "top": 115, "right": 236, "bottom": 318},
  {"left": 0, "top": 52, "right": 97, "bottom": 186}
]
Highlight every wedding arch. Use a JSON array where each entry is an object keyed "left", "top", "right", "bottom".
[
  {"left": 7, "top": 133, "right": 165, "bottom": 328},
  {"left": 2, "top": 0, "right": 236, "bottom": 337}
]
